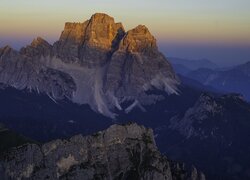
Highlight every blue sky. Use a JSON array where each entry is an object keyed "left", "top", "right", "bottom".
[{"left": 0, "top": 0, "right": 249, "bottom": 65}]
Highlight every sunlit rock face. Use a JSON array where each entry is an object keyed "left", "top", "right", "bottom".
[
  {"left": 105, "top": 25, "right": 178, "bottom": 101},
  {"left": 0, "top": 13, "right": 179, "bottom": 118},
  {"left": 53, "top": 22, "right": 88, "bottom": 63},
  {"left": 0, "top": 123, "right": 205, "bottom": 180},
  {"left": 53, "top": 13, "right": 125, "bottom": 66},
  {"left": 119, "top": 25, "right": 157, "bottom": 54},
  {"left": 20, "top": 37, "right": 52, "bottom": 58}
]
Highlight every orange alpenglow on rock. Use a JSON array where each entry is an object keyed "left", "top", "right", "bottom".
[
  {"left": 54, "top": 13, "right": 126, "bottom": 64},
  {"left": 119, "top": 25, "right": 157, "bottom": 54},
  {"left": 0, "top": 13, "right": 179, "bottom": 118}
]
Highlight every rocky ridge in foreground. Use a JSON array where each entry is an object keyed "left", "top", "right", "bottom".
[{"left": 0, "top": 123, "right": 205, "bottom": 180}]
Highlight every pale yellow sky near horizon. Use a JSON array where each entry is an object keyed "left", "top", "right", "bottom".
[
  {"left": 1, "top": 0, "right": 250, "bottom": 44},
  {"left": 0, "top": 0, "right": 249, "bottom": 65}
]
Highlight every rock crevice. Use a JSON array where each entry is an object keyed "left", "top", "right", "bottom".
[{"left": 0, "top": 13, "right": 179, "bottom": 118}]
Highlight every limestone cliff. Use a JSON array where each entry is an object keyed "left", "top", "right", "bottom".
[
  {"left": 0, "top": 123, "right": 205, "bottom": 180},
  {"left": 0, "top": 13, "right": 179, "bottom": 118},
  {"left": 53, "top": 13, "right": 125, "bottom": 66}
]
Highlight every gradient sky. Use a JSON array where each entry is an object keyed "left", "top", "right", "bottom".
[{"left": 0, "top": 0, "right": 249, "bottom": 66}]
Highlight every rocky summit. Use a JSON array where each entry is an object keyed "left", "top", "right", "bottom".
[
  {"left": 53, "top": 13, "right": 125, "bottom": 65},
  {"left": 0, "top": 13, "right": 179, "bottom": 118},
  {"left": 0, "top": 123, "right": 205, "bottom": 180}
]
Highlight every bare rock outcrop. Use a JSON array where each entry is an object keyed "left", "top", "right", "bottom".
[
  {"left": 119, "top": 25, "right": 157, "bottom": 54},
  {"left": 104, "top": 25, "right": 179, "bottom": 101},
  {"left": 0, "top": 123, "right": 205, "bottom": 180},
  {"left": 0, "top": 13, "right": 179, "bottom": 117},
  {"left": 53, "top": 13, "right": 125, "bottom": 66},
  {"left": 20, "top": 37, "right": 52, "bottom": 57},
  {"left": 0, "top": 46, "right": 76, "bottom": 99}
]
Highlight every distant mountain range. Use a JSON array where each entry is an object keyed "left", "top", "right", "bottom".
[
  {"left": 169, "top": 57, "right": 250, "bottom": 101},
  {"left": 1, "top": 13, "right": 250, "bottom": 179},
  {"left": 168, "top": 57, "right": 219, "bottom": 74},
  {"left": 186, "top": 61, "right": 250, "bottom": 101}
]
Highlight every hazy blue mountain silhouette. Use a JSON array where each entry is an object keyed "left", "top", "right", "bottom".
[
  {"left": 187, "top": 61, "right": 250, "bottom": 101},
  {"left": 168, "top": 57, "right": 219, "bottom": 71}
]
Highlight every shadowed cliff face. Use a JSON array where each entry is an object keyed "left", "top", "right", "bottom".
[
  {"left": 0, "top": 46, "right": 76, "bottom": 100},
  {"left": 0, "top": 123, "right": 205, "bottom": 180},
  {"left": 0, "top": 13, "right": 179, "bottom": 118}
]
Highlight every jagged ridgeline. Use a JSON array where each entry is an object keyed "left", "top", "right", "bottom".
[
  {"left": 0, "top": 13, "right": 179, "bottom": 118},
  {"left": 0, "top": 123, "right": 205, "bottom": 180},
  {"left": 2, "top": 13, "right": 250, "bottom": 180}
]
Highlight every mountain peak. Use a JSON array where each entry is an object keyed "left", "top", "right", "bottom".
[
  {"left": 119, "top": 24, "right": 157, "bottom": 54},
  {"left": 83, "top": 12, "right": 124, "bottom": 49},
  {"left": 132, "top": 25, "right": 150, "bottom": 33},
  {"left": 54, "top": 13, "right": 159, "bottom": 64},
  {"left": 30, "top": 37, "right": 50, "bottom": 47},
  {"left": 54, "top": 13, "right": 125, "bottom": 65},
  {"left": 0, "top": 45, "right": 15, "bottom": 58},
  {"left": 20, "top": 37, "right": 52, "bottom": 57},
  {"left": 90, "top": 12, "right": 115, "bottom": 22},
  {"left": 0, "top": 13, "right": 179, "bottom": 117},
  {"left": 1, "top": 45, "right": 12, "bottom": 52}
]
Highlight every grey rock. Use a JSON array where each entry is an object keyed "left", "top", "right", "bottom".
[
  {"left": 0, "top": 123, "right": 205, "bottom": 180},
  {"left": 53, "top": 13, "right": 126, "bottom": 66},
  {"left": 0, "top": 46, "right": 76, "bottom": 99},
  {"left": 105, "top": 25, "right": 178, "bottom": 99},
  {"left": 103, "top": 25, "right": 179, "bottom": 110},
  {"left": 169, "top": 93, "right": 224, "bottom": 138},
  {"left": 0, "top": 13, "right": 179, "bottom": 117},
  {"left": 20, "top": 37, "right": 52, "bottom": 57},
  {"left": 53, "top": 21, "right": 89, "bottom": 63}
]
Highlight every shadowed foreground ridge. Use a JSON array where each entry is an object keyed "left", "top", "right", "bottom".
[{"left": 0, "top": 123, "right": 205, "bottom": 180}]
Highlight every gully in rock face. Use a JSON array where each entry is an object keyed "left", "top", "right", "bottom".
[{"left": 0, "top": 13, "right": 179, "bottom": 118}]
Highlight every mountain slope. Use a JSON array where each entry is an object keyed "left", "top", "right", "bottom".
[
  {"left": 187, "top": 61, "right": 250, "bottom": 101},
  {"left": 1, "top": 13, "right": 250, "bottom": 180},
  {"left": 0, "top": 13, "right": 179, "bottom": 118},
  {"left": 0, "top": 123, "right": 34, "bottom": 154},
  {"left": 160, "top": 93, "right": 250, "bottom": 179},
  {"left": 0, "top": 84, "right": 113, "bottom": 142},
  {"left": 168, "top": 57, "right": 218, "bottom": 72},
  {"left": 0, "top": 123, "right": 205, "bottom": 180},
  {"left": 2, "top": 77, "right": 250, "bottom": 179}
]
